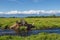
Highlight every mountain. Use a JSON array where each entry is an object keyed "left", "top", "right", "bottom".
[{"left": 0, "top": 13, "right": 60, "bottom": 18}]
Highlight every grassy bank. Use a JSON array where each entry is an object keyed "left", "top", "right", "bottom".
[
  {"left": 0, "top": 18, "right": 60, "bottom": 40},
  {"left": 0, "top": 33, "right": 60, "bottom": 40},
  {"left": 0, "top": 18, "right": 60, "bottom": 29}
]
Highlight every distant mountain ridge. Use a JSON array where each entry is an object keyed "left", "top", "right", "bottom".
[{"left": 0, "top": 13, "right": 60, "bottom": 18}]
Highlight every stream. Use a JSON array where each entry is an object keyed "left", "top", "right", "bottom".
[{"left": 0, "top": 28, "right": 60, "bottom": 36}]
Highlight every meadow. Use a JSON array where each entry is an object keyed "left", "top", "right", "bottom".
[
  {"left": 0, "top": 33, "right": 60, "bottom": 40},
  {"left": 0, "top": 18, "right": 60, "bottom": 40},
  {"left": 0, "top": 18, "right": 60, "bottom": 29}
]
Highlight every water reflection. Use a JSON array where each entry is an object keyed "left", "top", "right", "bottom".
[{"left": 0, "top": 28, "right": 60, "bottom": 36}]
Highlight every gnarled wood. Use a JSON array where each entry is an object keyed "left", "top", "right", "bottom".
[{"left": 10, "top": 19, "right": 35, "bottom": 33}]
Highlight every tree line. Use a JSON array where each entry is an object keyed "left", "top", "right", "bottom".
[
  {"left": 26, "top": 15, "right": 60, "bottom": 18},
  {"left": 0, "top": 15, "right": 60, "bottom": 18}
]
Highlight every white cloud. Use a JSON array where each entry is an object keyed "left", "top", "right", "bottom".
[
  {"left": 6, "top": 10, "right": 19, "bottom": 14},
  {"left": 39, "top": 10, "right": 55, "bottom": 14},
  {"left": 4, "top": 10, "right": 40, "bottom": 14},
  {"left": 0, "top": 12, "right": 4, "bottom": 14},
  {"left": 0, "top": 10, "right": 60, "bottom": 14},
  {"left": 21, "top": 10, "right": 40, "bottom": 14}
]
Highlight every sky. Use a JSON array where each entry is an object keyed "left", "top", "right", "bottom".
[{"left": 0, "top": 0, "right": 60, "bottom": 14}]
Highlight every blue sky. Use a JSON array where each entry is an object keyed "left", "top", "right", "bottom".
[{"left": 0, "top": 0, "right": 60, "bottom": 14}]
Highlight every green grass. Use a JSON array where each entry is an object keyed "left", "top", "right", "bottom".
[
  {"left": 25, "top": 18, "right": 60, "bottom": 29},
  {"left": 0, "top": 18, "right": 60, "bottom": 40},
  {"left": 0, "top": 33, "right": 60, "bottom": 40},
  {"left": 0, "top": 18, "right": 60, "bottom": 29}
]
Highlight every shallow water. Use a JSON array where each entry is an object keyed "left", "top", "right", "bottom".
[{"left": 0, "top": 28, "right": 60, "bottom": 36}]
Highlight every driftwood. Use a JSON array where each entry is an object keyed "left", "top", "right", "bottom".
[{"left": 10, "top": 19, "right": 35, "bottom": 33}]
